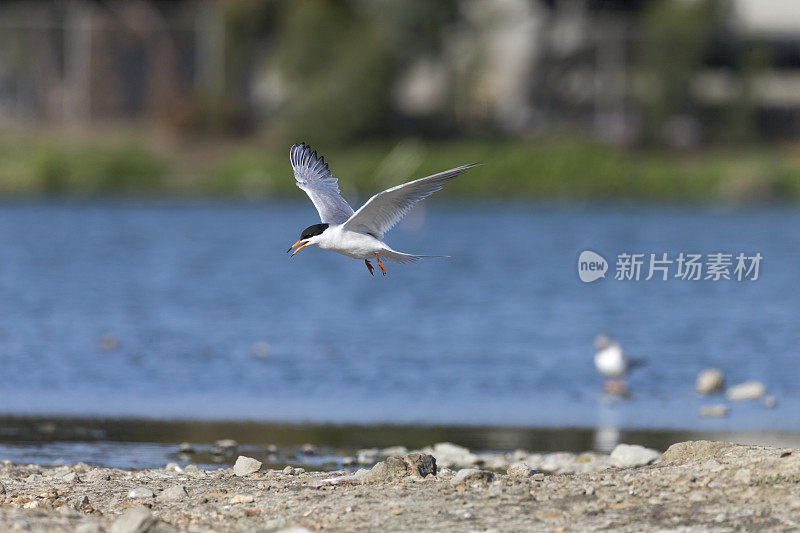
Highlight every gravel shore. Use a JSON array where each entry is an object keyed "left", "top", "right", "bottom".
[{"left": 1, "top": 440, "right": 799, "bottom": 532}]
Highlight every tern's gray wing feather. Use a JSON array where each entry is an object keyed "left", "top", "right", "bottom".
[
  {"left": 290, "top": 143, "right": 354, "bottom": 224},
  {"left": 342, "top": 163, "right": 478, "bottom": 238}
]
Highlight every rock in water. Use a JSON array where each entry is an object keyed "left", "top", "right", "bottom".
[
  {"left": 178, "top": 442, "right": 195, "bottom": 454},
  {"left": 609, "top": 444, "right": 661, "bottom": 468},
  {"left": 450, "top": 468, "right": 494, "bottom": 486},
  {"left": 699, "top": 404, "right": 729, "bottom": 418},
  {"left": 725, "top": 381, "right": 765, "bottom": 401},
  {"left": 233, "top": 456, "right": 262, "bottom": 477},
  {"left": 695, "top": 368, "right": 724, "bottom": 394},
  {"left": 110, "top": 507, "right": 155, "bottom": 533},
  {"left": 214, "top": 439, "right": 238, "bottom": 454}
]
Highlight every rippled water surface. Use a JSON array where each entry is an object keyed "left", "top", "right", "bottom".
[{"left": 1, "top": 201, "right": 798, "bottom": 433}]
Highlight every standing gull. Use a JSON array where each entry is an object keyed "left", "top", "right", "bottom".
[{"left": 287, "top": 142, "right": 477, "bottom": 275}]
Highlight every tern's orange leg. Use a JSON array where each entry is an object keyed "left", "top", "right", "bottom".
[
  {"left": 364, "top": 259, "right": 374, "bottom": 275},
  {"left": 375, "top": 253, "right": 386, "bottom": 275}
]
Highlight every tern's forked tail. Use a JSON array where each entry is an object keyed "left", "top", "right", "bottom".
[{"left": 380, "top": 249, "right": 450, "bottom": 264}]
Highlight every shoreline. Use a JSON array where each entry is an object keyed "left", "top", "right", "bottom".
[
  {"left": 1, "top": 440, "right": 799, "bottom": 531},
  {"left": 4, "top": 415, "right": 800, "bottom": 471}
]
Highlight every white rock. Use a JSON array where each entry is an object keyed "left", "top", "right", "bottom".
[
  {"left": 507, "top": 462, "right": 536, "bottom": 478},
  {"left": 450, "top": 468, "right": 493, "bottom": 485},
  {"left": 423, "top": 442, "right": 478, "bottom": 468},
  {"left": 158, "top": 485, "right": 188, "bottom": 500},
  {"left": 699, "top": 404, "right": 729, "bottom": 418},
  {"left": 695, "top": 368, "right": 724, "bottom": 394},
  {"left": 61, "top": 472, "right": 80, "bottom": 483},
  {"left": 233, "top": 456, "right": 262, "bottom": 477},
  {"left": 127, "top": 487, "right": 155, "bottom": 499},
  {"left": 282, "top": 465, "right": 295, "bottom": 475},
  {"left": 726, "top": 381, "right": 765, "bottom": 401},
  {"left": 609, "top": 444, "right": 661, "bottom": 468},
  {"left": 110, "top": 507, "right": 156, "bottom": 533}
]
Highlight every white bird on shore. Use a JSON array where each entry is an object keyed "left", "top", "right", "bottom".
[
  {"left": 593, "top": 335, "right": 644, "bottom": 395},
  {"left": 287, "top": 142, "right": 477, "bottom": 275}
]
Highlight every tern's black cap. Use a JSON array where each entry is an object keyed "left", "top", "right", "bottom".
[{"left": 300, "top": 223, "right": 328, "bottom": 240}]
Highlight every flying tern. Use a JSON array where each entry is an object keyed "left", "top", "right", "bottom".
[{"left": 287, "top": 142, "right": 477, "bottom": 275}]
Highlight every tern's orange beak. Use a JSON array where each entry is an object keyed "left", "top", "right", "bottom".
[{"left": 288, "top": 240, "right": 310, "bottom": 257}]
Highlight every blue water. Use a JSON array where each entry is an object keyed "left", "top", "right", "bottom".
[{"left": 0, "top": 201, "right": 798, "bottom": 432}]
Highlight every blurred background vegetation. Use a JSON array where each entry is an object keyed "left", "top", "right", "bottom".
[{"left": 2, "top": 0, "right": 800, "bottom": 202}]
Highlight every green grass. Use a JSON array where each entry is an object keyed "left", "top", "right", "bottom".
[
  {"left": 0, "top": 138, "right": 167, "bottom": 195},
  {"left": 749, "top": 474, "right": 800, "bottom": 487},
  {"left": 2, "top": 135, "right": 800, "bottom": 202}
]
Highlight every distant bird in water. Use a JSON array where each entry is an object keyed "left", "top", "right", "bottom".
[
  {"left": 593, "top": 334, "right": 644, "bottom": 396},
  {"left": 286, "top": 142, "right": 478, "bottom": 275}
]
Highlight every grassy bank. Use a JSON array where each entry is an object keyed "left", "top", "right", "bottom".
[{"left": 1, "top": 134, "right": 799, "bottom": 203}]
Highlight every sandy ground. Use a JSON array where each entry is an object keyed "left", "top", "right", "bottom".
[{"left": 1, "top": 440, "right": 799, "bottom": 532}]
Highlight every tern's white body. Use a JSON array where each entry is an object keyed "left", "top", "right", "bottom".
[
  {"left": 315, "top": 225, "right": 390, "bottom": 260},
  {"left": 287, "top": 142, "right": 476, "bottom": 273},
  {"left": 594, "top": 343, "right": 627, "bottom": 378}
]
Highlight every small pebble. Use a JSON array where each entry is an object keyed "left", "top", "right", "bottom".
[
  {"left": 726, "top": 381, "right": 765, "bottom": 401},
  {"left": 127, "top": 486, "right": 155, "bottom": 499},
  {"left": 699, "top": 404, "right": 729, "bottom": 418},
  {"left": 695, "top": 368, "right": 725, "bottom": 395},
  {"left": 158, "top": 485, "right": 188, "bottom": 501}
]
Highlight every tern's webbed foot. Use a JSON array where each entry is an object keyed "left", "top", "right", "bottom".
[
  {"left": 364, "top": 259, "right": 374, "bottom": 275},
  {"left": 375, "top": 253, "right": 387, "bottom": 275}
]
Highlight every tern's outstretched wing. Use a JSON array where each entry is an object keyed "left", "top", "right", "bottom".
[
  {"left": 290, "top": 143, "right": 354, "bottom": 224},
  {"left": 342, "top": 163, "right": 478, "bottom": 238}
]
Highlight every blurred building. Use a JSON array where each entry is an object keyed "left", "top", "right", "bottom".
[{"left": 0, "top": 0, "right": 799, "bottom": 145}]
